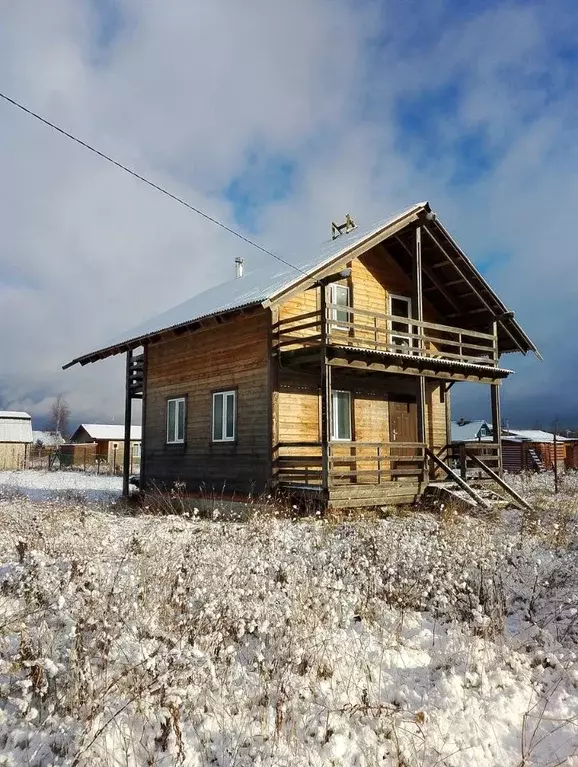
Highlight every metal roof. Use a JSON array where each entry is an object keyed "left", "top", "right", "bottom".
[
  {"left": 503, "top": 429, "right": 573, "bottom": 444},
  {"left": 0, "top": 411, "right": 33, "bottom": 443},
  {"left": 451, "top": 419, "right": 492, "bottom": 443},
  {"left": 71, "top": 424, "right": 142, "bottom": 442},
  {"left": 64, "top": 201, "right": 539, "bottom": 368},
  {"left": 333, "top": 347, "right": 514, "bottom": 376}
]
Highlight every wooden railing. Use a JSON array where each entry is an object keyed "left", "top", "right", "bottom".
[
  {"left": 272, "top": 441, "right": 427, "bottom": 487},
  {"left": 274, "top": 305, "right": 498, "bottom": 367},
  {"left": 442, "top": 442, "right": 501, "bottom": 478}
]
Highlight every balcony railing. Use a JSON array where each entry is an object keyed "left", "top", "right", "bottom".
[
  {"left": 272, "top": 441, "right": 427, "bottom": 488},
  {"left": 274, "top": 304, "right": 498, "bottom": 367}
]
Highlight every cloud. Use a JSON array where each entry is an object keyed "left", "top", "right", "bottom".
[{"left": 0, "top": 0, "right": 577, "bottom": 427}]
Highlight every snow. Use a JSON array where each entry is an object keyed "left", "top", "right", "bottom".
[
  {"left": 0, "top": 472, "right": 577, "bottom": 765},
  {"left": 0, "top": 470, "right": 122, "bottom": 502}
]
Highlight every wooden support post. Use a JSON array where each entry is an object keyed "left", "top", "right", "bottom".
[
  {"left": 459, "top": 442, "right": 467, "bottom": 479},
  {"left": 320, "top": 285, "right": 332, "bottom": 492},
  {"left": 553, "top": 422, "right": 559, "bottom": 494},
  {"left": 490, "top": 382, "right": 503, "bottom": 478},
  {"left": 122, "top": 349, "right": 133, "bottom": 499},
  {"left": 413, "top": 225, "right": 427, "bottom": 478},
  {"left": 444, "top": 382, "right": 452, "bottom": 456}
]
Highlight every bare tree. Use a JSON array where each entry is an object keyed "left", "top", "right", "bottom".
[{"left": 49, "top": 395, "right": 70, "bottom": 439}]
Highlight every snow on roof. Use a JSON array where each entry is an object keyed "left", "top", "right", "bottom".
[
  {"left": 109, "top": 204, "right": 427, "bottom": 345},
  {"left": 0, "top": 412, "right": 33, "bottom": 443},
  {"left": 74, "top": 424, "right": 142, "bottom": 442},
  {"left": 64, "top": 200, "right": 539, "bottom": 369},
  {"left": 64, "top": 204, "right": 427, "bottom": 366},
  {"left": 503, "top": 429, "right": 573, "bottom": 443},
  {"left": 32, "top": 431, "right": 66, "bottom": 447},
  {"left": 451, "top": 420, "right": 492, "bottom": 443}
]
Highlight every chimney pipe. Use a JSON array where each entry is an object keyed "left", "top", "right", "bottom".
[{"left": 235, "top": 257, "right": 244, "bottom": 279}]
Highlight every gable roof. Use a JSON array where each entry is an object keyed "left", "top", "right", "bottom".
[
  {"left": 71, "top": 424, "right": 142, "bottom": 442},
  {"left": 451, "top": 420, "right": 492, "bottom": 443},
  {"left": 64, "top": 201, "right": 539, "bottom": 368},
  {"left": 0, "top": 411, "right": 33, "bottom": 443}
]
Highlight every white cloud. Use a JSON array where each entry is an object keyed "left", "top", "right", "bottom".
[{"left": 0, "top": 0, "right": 576, "bottom": 426}]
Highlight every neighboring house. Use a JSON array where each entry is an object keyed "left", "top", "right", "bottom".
[
  {"left": 32, "top": 430, "right": 65, "bottom": 448},
  {"left": 451, "top": 419, "right": 493, "bottom": 443},
  {"left": 69, "top": 424, "right": 142, "bottom": 469},
  {"left": 502, "top": 429, "right": 573, "bottom": 472},
  {"left": 0, "top": 411, "right": 33, "bottom": 470},
  {"left": 65, "top": 201, "right": 539, "bottom": 506}
]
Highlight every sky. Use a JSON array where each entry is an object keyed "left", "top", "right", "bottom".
[{"left": 1, "top": 0, "right": 577, "bottom": 430}]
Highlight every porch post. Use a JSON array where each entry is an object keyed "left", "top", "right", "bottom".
[
  {"left": 491, "top": 383, "right": 503, "bottom": 477},
  {"left": 490, "top": 319, "right": 503, "bottom": 477},
  {"left": 413, "top": 225, "right": 427, "bottom": 476},
  {"left": 122, "top": 349, "right": 133, "bottom": 499},
  {"left": 320, "top": 284, "right": 332, "bottom": 493}
]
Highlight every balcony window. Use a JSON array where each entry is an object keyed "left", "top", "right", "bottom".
[
  {"left": 330, "top": 284, "right": 350, "bottom": 331},
  {"left": 389, "top": 294, "right": 413, "bottom": 350}
]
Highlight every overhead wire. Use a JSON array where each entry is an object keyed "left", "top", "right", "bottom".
[{"left": 0, "top": 90, "right": 308, "bottom": 277}]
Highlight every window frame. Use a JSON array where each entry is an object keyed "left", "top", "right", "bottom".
[
  {"left": 388, "top": 293, "right": 413, "bottom": 350},
  {"left": 212, "top": 389, "right": 237, "bottom": 443},
  {"left": 329, "top": 283, "right": 351, "bottom": 332},
  {"left": 166, "top": 396, "right": 186, "bottom": 445},
  {"left": 331, "top": 389, "right": 352, "bottom": 442}
]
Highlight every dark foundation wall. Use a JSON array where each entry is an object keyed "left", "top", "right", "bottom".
[{"left": 143, "top": 309, "right": 271, "bottom": 494}]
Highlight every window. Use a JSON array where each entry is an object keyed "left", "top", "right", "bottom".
[
  {"left": 331, "top": 390, "right": 352, "bottom": 441},
  {"left": 389, "top": 294, "right": 413, "bottom": 350},
  {"left": 212, "top": 390, "right": 236, "bottom": 442},
  {"left": 167, "top": 397, "right": 186, "bottom": 444},
  {"left": 330, "top": 284, "right": 351, "bottom": 331},
  {"left": 132, "top": 443, "right": 141, "bottom": 457}
]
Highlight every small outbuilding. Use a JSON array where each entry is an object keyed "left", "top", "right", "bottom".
[
  {"left": 0, "top": 411, "right": 33, "bottom": 470},
  {"left": 69, "top": 424, "right": 142, "bottom": 472},
  {"left": 501, "top": 429, "right": 572, "bottom": 472}
]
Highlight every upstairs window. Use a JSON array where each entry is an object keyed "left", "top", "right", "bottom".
[
  {"left": 212, "top": 390, "right": 236, "bottom": 442},
  {"left": 330, "top": 284, "right": 351, "bottom": 331},
  {"left": 331, "top": 390, "right": 352, "bottom": 441},
  {"left": 132, "top": 443, "right": 141, "bottom": 457},
  {"left": 167, "top": 397, "right": 186, "bottom": 444},
  {"left": 389, "top": 294, "right": 413, "bottom": 350}
]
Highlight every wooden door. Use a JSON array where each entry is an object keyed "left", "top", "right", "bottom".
[{"left": 389, "top": 399, "right": 419, "bottom": 479}]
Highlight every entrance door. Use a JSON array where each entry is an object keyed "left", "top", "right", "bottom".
[{"left": 389, "top": 398, "right": 419, "bottom": 478}]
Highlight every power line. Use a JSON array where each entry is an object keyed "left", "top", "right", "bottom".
[{"left": 0, "top": 90, "right": 307, "bottom": 276}]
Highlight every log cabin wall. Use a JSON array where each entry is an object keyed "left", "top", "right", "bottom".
[
  {"left": 143, "top": 310, "right": 270, "bottom": 494},
  {"left": 277, "top": 368, "right": 447, "bottom": 451}
]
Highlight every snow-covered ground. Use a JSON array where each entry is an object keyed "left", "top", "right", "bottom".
[
  {"left": 0, "top": 469, "right": 122, "bottom": 503},
  {"left": 0, "top": 474, "right": 577, "bottom": 766}
]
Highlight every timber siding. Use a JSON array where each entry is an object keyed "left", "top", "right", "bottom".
[
  {"left": 0, "top": 443, "right": 28, "bottom": 471},
  {"left": 143, "top": 310, "right": 270, "bottom": 493}
]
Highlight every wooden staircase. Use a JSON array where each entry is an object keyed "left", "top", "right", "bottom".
[
  {"left": 527, "top": 447, "right": 546, "bottom": 472},
  {"left": 426, "top": 448, "right": 532, "bottom": 511}
]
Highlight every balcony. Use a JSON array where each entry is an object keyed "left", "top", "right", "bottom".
[{"left": 274, "top": 302, "right": 499, "bottom": 369}]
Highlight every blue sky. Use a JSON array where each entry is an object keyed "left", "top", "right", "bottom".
[{"left": 0, "top": 0, "right": 577, "bottom": 427}]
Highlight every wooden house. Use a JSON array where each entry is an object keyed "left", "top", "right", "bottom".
[
  {"left": 64, "top": 202, "right": 539, "bottom": 507},
  {"left": 0, "top": 411, "right": 33, "bottom": 470},
  {"left": 501, "top": 429, "right": 570, "bottom": 472},
  {"left": 69, "top": 424, "right": 141, "bottom": 471}
]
